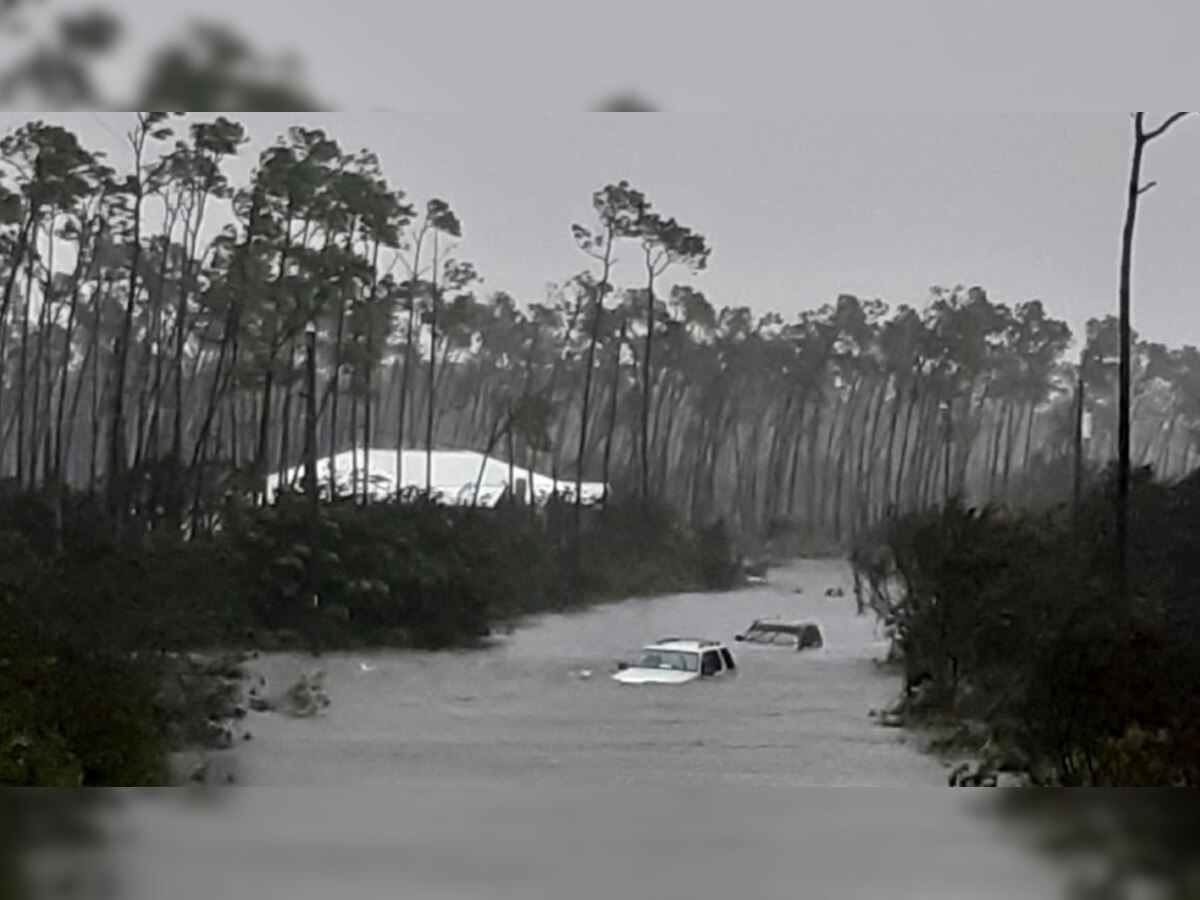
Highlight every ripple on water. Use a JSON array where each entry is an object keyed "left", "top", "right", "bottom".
[{"left": 229, "top": 560, "right": 941, "bottom": 787}]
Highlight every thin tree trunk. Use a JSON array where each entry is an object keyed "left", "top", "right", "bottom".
[
  {"left": 1021, "top": 401, "right": 1037, "bottom": 486},
  {"left": 396, "top": 230, "right": 426, "bottom": 499},
  {"left": 577, "top": 231, "right": 615, "bottom": 519},
  {"left": 601, "top": 315, "right": 627, "bottom": 505},
  {"left": 786, "top": 393, "right": 809, "bottom": 517},
  {"left": 806, "top": 402, "right": 823, "bottom": 539},
  {"left": 16, "top": 259, "right": 33, "bottom": 488},
  {"left": 425, "top": 231, "right": 440, "bottom": 495},
  {"left": 328, "top": 243, "right": 353, "bottom": 497},
  {"left": 881, "top": 376, "right": 903, "bottom": 519},
  {"left": 30, "top": 226, "right": 52, "bottom": 488},
  {"left": 277, "top": 343, "right": 295, "bottom": 487},
  {"left": 987, "top": 398, "right": 1007, "bottom": 501},
  {"left": 640, "top": 276, "right": 657, "bottom": 502},
  {"left": 110, "top": 139, "right": 147, "bottom": 526},
  {"left": 0, "top": 204, "right": 39, "bottom": 470},
  {"left": 894, "top": 378, "right": 920, "bottom": 511},
  {"left": 1115, "top": 112, "right": 1190, "bottom": 599},
  {"left": 362, "top": 239, "right": 380, "bottom": 504},
  {"left": 861, "top": 378, "right": 888, "bottom": 530},
  {"left": 1001, "top": 402, "right": 1019, "bottom": 503},
  {"left": 191, "top": 190, "right": 262, "bottom": 471}
]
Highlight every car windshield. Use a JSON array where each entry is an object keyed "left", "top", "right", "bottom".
[{"left": 635, "top": 649, "right": 699, "bottom": 672}]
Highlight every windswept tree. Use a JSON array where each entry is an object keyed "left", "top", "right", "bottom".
[
  {"left": 631, "top": 209, "right": 710, "bottom": 500},
  {"left": 0, "top": 121, "right": 99, "bottom": 487},
  {"left": 107, "top": 111, "right": 179, "bottom": 529},
  {"left": 396, "top": 199, "right": 462, "bottom": 494},
  {"left": 425, "top": 251, "right": 477, "bottom": 493},
  {"left": 571, "top": 181, "right": 645, "bottom": 514},
  {"left": 1, "top": 112, "right": 1198, "bottom": 558}
]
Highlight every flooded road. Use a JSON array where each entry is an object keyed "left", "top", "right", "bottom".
[
  {"left": 230, "top": 559, "right": 944, "bottom": 786},
  {"left": 89, "top": 560, "right": 1072, "bottom": 900}
]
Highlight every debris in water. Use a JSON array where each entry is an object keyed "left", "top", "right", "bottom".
[{"left": 278, "top": 670, "right": 331, "bottom": 718}]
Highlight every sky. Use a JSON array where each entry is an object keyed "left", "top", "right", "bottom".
[{"left": 4, "top": 111, "right": 1200, "bottom": 350}]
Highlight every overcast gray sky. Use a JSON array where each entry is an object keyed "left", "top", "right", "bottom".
[{"left": 5, "top": 111, "right": 1200, "bottom": 349}]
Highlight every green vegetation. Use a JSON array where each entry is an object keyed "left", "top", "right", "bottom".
[
  {"left": 0, "top": 481, "right": 738, "bottom": 785},
  {"left": 224, "top": 491, "right": 737, "bottom": 651},
  {"left": 859, "top": 467, "right": 1200, "bottom": 786},
  {"left": 2, "top": 110, "right": 1200, "bottom": 795}
]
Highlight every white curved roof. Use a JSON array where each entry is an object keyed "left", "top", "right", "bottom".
[{"left": 265, "top": 448, "right": 607, "bottom": 508}]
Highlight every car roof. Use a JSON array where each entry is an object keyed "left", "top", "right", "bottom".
[{"left": 643, "top": 638, "right": 725, "bottom": 652}]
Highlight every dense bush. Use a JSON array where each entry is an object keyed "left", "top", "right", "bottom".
[
  {"left": 220, "top": 491, "right": 738, "bottom": 649},
  {"left": 862, "top": 468, "right": 1200, "bottom": 785},
  {"left": 0, "top": 482, "right": 739, "bottom": 784},
  {"left": 0, "top": 488, "right": 185, "bottom": 786}
]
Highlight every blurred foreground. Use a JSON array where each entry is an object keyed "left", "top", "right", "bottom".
[
  {"left": 8, "top": 789, "right": 1078, "bottom": 900},
  {"left": 11, "top": 790, "right": 1200, "bottom": 899}
]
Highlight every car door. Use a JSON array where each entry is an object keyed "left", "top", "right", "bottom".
[{"left": 700, "top": 649, "right": 724, "bottom": 677}]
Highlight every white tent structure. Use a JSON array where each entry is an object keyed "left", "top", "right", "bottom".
[{"left": 265, "top": 448, "right": 607, "bottom": 508}]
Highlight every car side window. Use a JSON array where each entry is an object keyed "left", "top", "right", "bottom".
[
  {"left": 701, "top": 650, "right": 722, "bottom": 676},
  {"left": 720, "top": 648, "right": 735, "bottom": 670}
]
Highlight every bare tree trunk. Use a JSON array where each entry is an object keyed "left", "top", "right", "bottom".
[
  {"left": 349, "top": 368, "right": 360, "bottom": 499},
  {"left": 577, "top": 232, "right": 615, "bottom": 520},
  {"left": 88, "top": 296, "right": 105, "bottom": 494},
  {"left": 30, "top": 230, "right": 52, "bottom": 488},
  {"left": 894, "top": 379, "right": 920, "bottom": 511},
  {"left": 786, "top": 394, "right": 809, "bottom": 518},
  {"left": 1116, "top": 112, "right": 1190, "bottom": 599},
  {"left": 396, "top": 229, "right": 427, "bottom": 499},
  {"left": 110, "top": 147, "right": 147, "bottom": 527},
  {"left": 819, "top": 394, "right": 844, "bottom": 531},
  {"left": 1002, "top": 401, "right": 1026, "bottom": 504},
  {"left": 16, "top": 259, "right": 33, "bottom": 489},
  {"left": 361, "top": 239, "right": 380, "bottom": 504},
  {"left": 191, "top": 190, "right": 262, "bottom": 473},
  {"left": 805, "top": 402, "right": 823, "bottom": 540},
  {"left": 1021, "top": 401, "right": 1037, "bottom": 485},
  {"left": 425, "top": 231, "right": 440, "bottom": 495},
  {"left": 279, "top": 342, "right": 300, "bottom": 479},
  {"left": 329, "top": 280, "right": 350, "bottom": 496},
  {"left": 640, "top": 276, "right": 658, "bottom": 502},
  {"left": 601, "top": 315, "right": 627, "bottom": 505},
  {"left": 880, "top": 376, "right": 904, "bottom": 519},
  {"left": 0, "top": 204, "right": 39, "bottom": 473}
]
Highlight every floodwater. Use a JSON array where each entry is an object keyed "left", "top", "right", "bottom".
[
  {"left": 230, "top": 558, "right": 944, "bottom": 786},
  {"left": 71, "top": 560, "right": 1072, "bottom": 900}
]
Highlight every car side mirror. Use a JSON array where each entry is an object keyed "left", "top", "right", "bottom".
[
  {"left": 616, "top": 661, "right": 629, "bottom": 671},
  {"left": 734, "top": 634, "right": 745, "bottom": 642}
]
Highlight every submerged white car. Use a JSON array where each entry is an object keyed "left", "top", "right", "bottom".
[{"left": 611, "top": 638, "right": 737, "bottom": 685}]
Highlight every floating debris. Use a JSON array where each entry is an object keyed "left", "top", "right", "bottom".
[{"left": 277, "top": 670, "right": 331, "bottom": 718}]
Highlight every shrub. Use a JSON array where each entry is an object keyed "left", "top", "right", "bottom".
[{"left": 874, "top": 468, "right": 1200, "bottom": 786}]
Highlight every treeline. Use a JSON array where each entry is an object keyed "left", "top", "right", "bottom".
[
  {"left": 2, "top": 115, "right": 1199, "bottom": 546},
  {"left": 858, "top": 468, "right": 1200, "bottom": 785}
]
